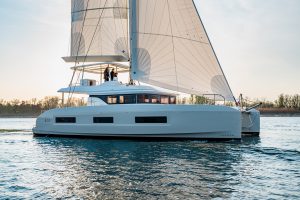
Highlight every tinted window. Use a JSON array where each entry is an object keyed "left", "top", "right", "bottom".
[
  {"left": 170, "top": 96, "right": 176, "bottom": 104},
  {"left": 91, "top": 94, "right": 176, "bottom": 105},
  {"left": 119, "top": 95, "right": 136, "bottom": 104},
  {"left": 107, "top": 96, "right": 118, "bottom": 104},
  {"left": 137, "top": 94, "right": 150, "bottom": 103},
  {"left": 150, "top": 95, "right": 160, "bottom": 104},
  {"left": 93, "top": 117, "right": 114, "bottom": 123},
  {"left": 56, "top": 117, "right": 76, "bottom": 123},
  {"left": 161, "top": 96, "right": 169, "bottom": 104},
  {"left": 135, "top": 117, "right": 167, "bottom": 123}
]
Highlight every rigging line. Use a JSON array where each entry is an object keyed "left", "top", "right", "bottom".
[
  {"left": 69, "top": 0, "right": 109, "bottom": 101},
  {"left": 67, "top": 0, "right": 91, "bottom": 106},
  {"left": 166, "top": 0, "right": 179, "bottom": 92}
]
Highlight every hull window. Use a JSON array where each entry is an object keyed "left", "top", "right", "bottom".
[
  {"left": 94, "top": 117, "right": 114, "bottom": 123},
  {"left": 135, "top": 117, "right": 167, "bottom": 123},
  {"left": 56, "top": 117, "right": 76, "bottom": 123}
]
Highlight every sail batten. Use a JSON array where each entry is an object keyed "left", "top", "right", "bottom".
[
  {"left": 136, "top": 32, "right": 210, "bottom": 45},
  {"left": 130, "top": 0, "right": 235, "bottom": 101}
]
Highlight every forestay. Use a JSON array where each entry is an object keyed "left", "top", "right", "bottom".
[
  {"left": 130, "top": 0, "right": 235, "bottom": 101},
  {"left": 71, "top": 0, "right": 129, "bottom": 61}
]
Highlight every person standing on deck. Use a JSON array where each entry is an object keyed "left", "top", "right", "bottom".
[
  {"left": 110, "top": 69, "right": 115, "bottom": 81},
  {"left": 104, "top": 66, "right": 110, "bottom": 82}
]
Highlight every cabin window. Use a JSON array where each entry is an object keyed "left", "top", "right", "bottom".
[
  {"left": 91, "top": 94, "right": 176, "bottom": 105},
  {"left": 119, "top": 96, "right": 124, "bottom": 104},
  {"left": 119, "top": 95, "right": 136, "bottom": 104},
  {"left": 161, "top": 96, "right": 169, "bottom": 104},
  {"left": 170, "top": 96, "right": 176, "bottom": 104},
  {"left": 135, "top": 116, "right": 167, "bottom": 123},
  {"left": 56, "top": 117, "right": 76, "bottom": 123},
  {"left": 107, "top": 96, "right": 118, "bottom": 104},
  {"left": 150, "top": 95, "right": 160, "bottom": 104},
  {"left": 137, "top": 94, "right": 149, "bottom": 103},
  {"left": 93, "top": 117, "right": 114, "bottom": 123}
]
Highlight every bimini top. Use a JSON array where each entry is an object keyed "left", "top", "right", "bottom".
[{"left": 58, "top": 81, "right": 178, "bottom": 96}]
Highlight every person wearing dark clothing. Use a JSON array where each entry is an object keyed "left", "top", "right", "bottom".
[
  {"left": 104, "top": 67, "right": 110, "bottom": 82},
  {"left": 110, "top": 69, "right": 115, "bottom": 81}
]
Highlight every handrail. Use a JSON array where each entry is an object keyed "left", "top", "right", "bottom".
[{"left": 202, "top": 94, "right": 226, "bottom": 105}]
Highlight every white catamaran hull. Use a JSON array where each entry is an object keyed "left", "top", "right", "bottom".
[
  {"left": 33, "top": 104, "right": 241, "bottom": 139},
  {"left": 242, "top": 109, "right": 260, "bottom": 135}
]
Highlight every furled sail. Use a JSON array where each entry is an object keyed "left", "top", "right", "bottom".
[
  {"left": 69, "top": 0, "right": 129, "bottom": 62},
  {"left": 130, "top": 0, "right": 235, "bottom": 101}
]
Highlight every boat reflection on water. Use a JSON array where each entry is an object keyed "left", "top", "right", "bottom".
[{"left": 32, "top": 137, "right": 260, "bottom": 199}]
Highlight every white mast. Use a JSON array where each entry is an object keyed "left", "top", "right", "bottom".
[{"left": 129, "top": 0, "right": 137, "bottom": 81}]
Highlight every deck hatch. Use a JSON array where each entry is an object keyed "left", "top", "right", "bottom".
[
  {"left": 93, "top": 117, "right": 114, "bottom": 123},
  {"left": 135, "top": 117, "right": 167, "bottom": 123},
  {"left": 56, "top": 117, "right": 76, "bottom": 123}
]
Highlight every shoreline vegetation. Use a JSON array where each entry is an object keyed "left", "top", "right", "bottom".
[
  {"left": 0, "top": 97, "right": 85, "bottom": 118},
  {"left": 0, "top": 94, "right": 300, "bottom": 118}
]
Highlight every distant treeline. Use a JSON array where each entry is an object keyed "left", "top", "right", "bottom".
[
  {"left": 256, "top": 94, "right": 300, "bottom": 115},
  {"left": 190, "top": 94, "right": 300, "bottom": 115},
  {"left": 0, "top": 94, "right": 299, "bottom": 117},
  {"left": 241, "top": 94, "right": 300, "bottom": 109},
  {"left": 0, "top": 97, "right": 85, "bottom": 117}
]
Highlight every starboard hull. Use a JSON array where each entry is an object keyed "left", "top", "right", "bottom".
[{"left": 33, "top": 105, "right": 241, "bottom": 140}]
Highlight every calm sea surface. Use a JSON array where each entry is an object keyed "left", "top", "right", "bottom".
[{"left": 0, "top": 117, "right": 299, "bottom": 199}]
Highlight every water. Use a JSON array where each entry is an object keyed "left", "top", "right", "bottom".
[{"left": 0, "top": 118, "right": 299, "bottom": 199}]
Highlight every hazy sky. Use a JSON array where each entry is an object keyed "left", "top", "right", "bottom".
[{"left": 0, "top": 0, "right": 299, "bottom": 100}]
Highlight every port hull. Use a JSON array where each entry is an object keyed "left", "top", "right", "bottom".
[{"left": 241, "top": 109, "right": 260, "bottom": 135}]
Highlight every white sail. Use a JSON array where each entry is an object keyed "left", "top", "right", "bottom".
[
  {"left": 70, "top": 0, "right": 129, "bottom": 62},
  {"left": 130, "top": 0, "right": 235, "bottom": 101}
]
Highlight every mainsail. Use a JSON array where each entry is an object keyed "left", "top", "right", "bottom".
[
  {"left": 130, "top": 0, "right": 235, "bottom": 101},
  {"left": 68, "top": 0, "right": 129, "bottom": 62}
]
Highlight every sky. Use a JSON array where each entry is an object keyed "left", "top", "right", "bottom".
[{"left": 0, "top": 0, "right": 299, "bottom": 101}]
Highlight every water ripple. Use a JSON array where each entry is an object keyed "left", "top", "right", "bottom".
[{"left": 0, "top": 117, "right": 300, "bottom": 199}]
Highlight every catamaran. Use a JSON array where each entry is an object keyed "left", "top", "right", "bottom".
[{"left": 33, "top": 0, "right": 260, "bottom": 139}]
